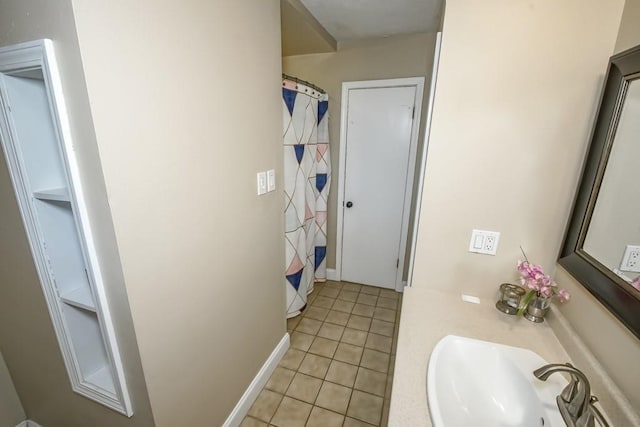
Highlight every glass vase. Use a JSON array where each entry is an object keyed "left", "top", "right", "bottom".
[{"left": 523, "top": 296, "right": 551, "bottom": 323}]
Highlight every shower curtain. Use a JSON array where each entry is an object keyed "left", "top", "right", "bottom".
[{"left": 282, "top": 78, "right": 330, "bottom": 318}]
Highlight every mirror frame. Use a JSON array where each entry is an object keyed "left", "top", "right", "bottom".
[{"left": 560, "top": 44, "right": 640, "bottom": 340}]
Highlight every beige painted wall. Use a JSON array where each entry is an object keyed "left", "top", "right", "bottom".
[
  {"left": 283, "top": 33, "right": 438, "bottom": 274},
  {"left": 0, "top": 1, "right": 155, "bottom": 426},
  {"left": 412, "top": 0, "right": 623, "bottom": 297},
  {"left": 70, "top": 1, "right": 286, "bottom": 425},
  {"left": 548, "top": 0, "right": 640, "bottom": 420},
  {"left": 615, "top": 0, "right": 640, "bottom": 53},
  {"left": 0, "top": 351, "right": 24, "bottom": 427}
]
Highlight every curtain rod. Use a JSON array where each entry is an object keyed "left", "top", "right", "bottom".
[{"left": 282, "top": 73, "right": 326, "bottom": 94}]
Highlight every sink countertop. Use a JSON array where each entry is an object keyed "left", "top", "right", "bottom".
[{"left": 388, "top": 286, "right": 571, "bottom": 427}]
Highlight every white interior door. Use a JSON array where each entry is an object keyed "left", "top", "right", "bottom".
[{"left": 340, "top": 84, "right": 418, "bottom": 289}]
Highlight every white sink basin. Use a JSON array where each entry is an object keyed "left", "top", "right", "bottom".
[{"left": 427, "top": 335, "right": 567, "bottom": 427}]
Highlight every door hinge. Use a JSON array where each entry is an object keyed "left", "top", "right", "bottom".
[
  {"left": 412, "top": 106, "right": 415, "bottom": 119},
  {"left": 397, "top": 258, "right": 399, "bottom": 268}
]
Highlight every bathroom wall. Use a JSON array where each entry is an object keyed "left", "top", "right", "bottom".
[
  {"left": 283, "top": 32, "right": 438, "bottom": 274},
  {"left": 0, "top": 351, "right": 24, "bottom": 427},
  {"left": 548, "top": 0, "right": 640, "bottom": 420},
  {"left": 411, "top": 0, "right": 624, "bottom": 297},
  {"left": 615, "top": 0, "right": 640, "bottom": 53},
  {"left": 0, "top": 0, "right": 155, "bottom": 425},
  {"left": 70, "top": 0, "right": 286, "bottom": 425}
]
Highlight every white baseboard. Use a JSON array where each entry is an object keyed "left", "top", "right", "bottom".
[
  {"left": 223, "top": 333, "right": 290, "bottom": 427},
  {"left": 326, "top": 268, "right": 338, "bottom": 281},
  {"left": 16, "top": 421, "right": 44, "bottom": 427}
]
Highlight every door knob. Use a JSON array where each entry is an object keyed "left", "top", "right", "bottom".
[{"left": 346, "top": 201, "right": 353, "bottom": 208}]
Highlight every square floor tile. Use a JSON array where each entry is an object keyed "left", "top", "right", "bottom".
[
  {"left": 325, "top": 310, "right": 350, "bottom": 326},
  {"left": 279, "top": 348, "right": 306, "bottom": 371},
  {"left": 240, "top": 416, "right": 268, "bottom": 427},
  {"left": 340, "top": 328, "right": 368, "bottom": 346},
  {"left": 265, "top": 366, "right": 296, "bottom": 394},
  {"left": 317, "top": 322, "right": 345, "bottom": 341},
  {"left": 347, "top": 390, "right": 383, "bottom": 425},
  {"left": 290, "top": 331, "right": 315, "bottom": 352},
  {"left": 285, "top": 373, "right": 322, "bottom": 404},
  {"left": 379, "top": 288, "right": 399, "bottom": 299},
  {"left": 325, "top": 360, "right": 358, "bottom": 388},
  {"left": 296, "top": 318, "right": 322, "bottom": 335},
  {"left": 356, "top": 293, "right": 378, "bottom": 306},
  {"left": 351, "top": 303, "right": 375, "bottom": 318},
  {"left": 376, "top": 296, "right": 398, "bottom": 310},
  {"left": 247, "top": 389, "right": 283, "bottom": 422},
  {"left": 370, "top": 319, "right": 394, "bottom": 337},
  {"left": 354, "top": 367, "right": 387, "bottom": 397},
  {"left": 343, "top": 417, "right": 376, "bottom": 427},
  {"left": 333, "top": 342, "right": 364, "bottom": 365},
  {"left": 298, "top": 353, "right": 331, "bottom": 379},
  {"left": 304, "top": 306, "right": 329, "bottom": 321},
  {"left": 315, "top": 381, "right": 352, "bottom": 414},
  {"left": 373, "top": 307, "right": 396, "bottom": 322},
  {"left": 306, "top": 406, "right": 344, "bottom": 427},
  {"left": 360, "top": 286, "right": 380, "bottom": 296},
  {"left": 324, "top": 281, "right": 342, "bottom": 290},
  {"left": 287, "top": 316, "right": 301, "bottom": 331},
  {"left": 332, "top": 299, "right": 355, "bottom": 313},
  {"left": 365, "top": 332, "right": 392, "bottom": 353},
  {"left": 308, "top": 336, "right": 339, "bottom": 358},
  {"left": 338, "top": 290, "right": 358, "bottom": 302},
  {"left": 313, "top": 296, "right": 335, "bottom": 309},
  {"left": 360, "top": 349, "right": 390, "bottom": 373},
  {"left": 319, "top": 287, "right": 340, "bottom": 298},
  {"left": 347, "top": 315, "right": 371, "bottom": 331},
  {"left": 342, "top": 283, "right": 362, "bottom": 292},
  {"left": 271, "top": 396, "right": 312, "bottom": 427}
]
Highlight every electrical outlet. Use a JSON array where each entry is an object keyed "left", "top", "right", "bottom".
[
  {"left": 469, "top": 229, "right": 500, "bottom": 255},
  {"left": 620, "top": 245, "right": 640, "bottom": 272}
]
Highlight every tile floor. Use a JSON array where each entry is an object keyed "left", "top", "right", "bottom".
[{"left": 241, "top": 280, "right": 401, "bottom": 427}]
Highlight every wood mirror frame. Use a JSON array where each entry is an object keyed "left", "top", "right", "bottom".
[{"left": 559, "top": 44, "right": 640, "bottom": 340}]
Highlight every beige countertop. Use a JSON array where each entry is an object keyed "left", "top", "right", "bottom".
[{"left": 388, "top": 286, "right": 571, "bottom": 427}]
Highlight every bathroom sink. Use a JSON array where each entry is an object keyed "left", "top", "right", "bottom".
[{"left": 427, "top": 335, "right": 567, "bottom": 427}]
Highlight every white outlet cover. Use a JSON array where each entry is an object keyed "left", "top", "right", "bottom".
[
  {"left": 469, "top": 229, "right": 500, "bottom": 255},
  {"left": 620, "top": 245, "right": 640, "bottom": 272}
]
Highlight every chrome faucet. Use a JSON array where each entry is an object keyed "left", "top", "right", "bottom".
[{"left": 533, "top": 363, "right": 609, "bottom": 427}]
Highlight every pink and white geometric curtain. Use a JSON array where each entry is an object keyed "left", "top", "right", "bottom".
[{"left": 282, "top": 78, "right": 330, "bottom": 318}]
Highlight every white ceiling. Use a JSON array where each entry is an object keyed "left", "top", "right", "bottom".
[{"left": 299, "top": 0, "right": 443, "bottom": 41}]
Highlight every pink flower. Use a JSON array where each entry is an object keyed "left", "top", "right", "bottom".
[
  {"left": 516, "top": 259, "right": 570, "bottom": 303},
  {"left": 558, "top": 289, "right": 571, "bottom": 303}
]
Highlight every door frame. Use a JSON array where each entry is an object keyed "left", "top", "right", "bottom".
[{"left": 335, "top": 77, "right": 425, "bottom": 291}]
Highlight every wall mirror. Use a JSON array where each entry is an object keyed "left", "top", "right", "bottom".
[{"left": 560, "top": 44, "right": 640, "bottom": 340}]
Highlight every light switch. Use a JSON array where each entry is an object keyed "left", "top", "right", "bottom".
[
  {"left": 267, "top": 169, "right": 276, "bottom": 192},
  {"left": 256, "top": 171, "right": 267, "bottom": 195}
]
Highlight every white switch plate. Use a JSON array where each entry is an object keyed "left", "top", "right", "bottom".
[
  {"left": 256, "top": 171, "right": 267, "bottom": 195},
  {"left": 620, "top": 245, "right": 640, "bottom": 272},
  {"left": 469, "top": 229, "right": 500, "bottom": 255},
  {"left": 267, "top": 169, "right": 276, "bottom": 192}
]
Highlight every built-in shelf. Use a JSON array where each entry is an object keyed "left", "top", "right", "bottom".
[
  {"left": 60, "top": 286, "right": 96, "bottom": 312},
  {"left": 0, "top": 40, "right": 132, "bottom": 416},
  {"left": 33, "top": 187, "right": 70, "bottom": 202}
]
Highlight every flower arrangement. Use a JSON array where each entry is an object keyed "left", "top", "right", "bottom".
[{"left": 516, "top": 260, "right": 570, "bottom": 315}]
